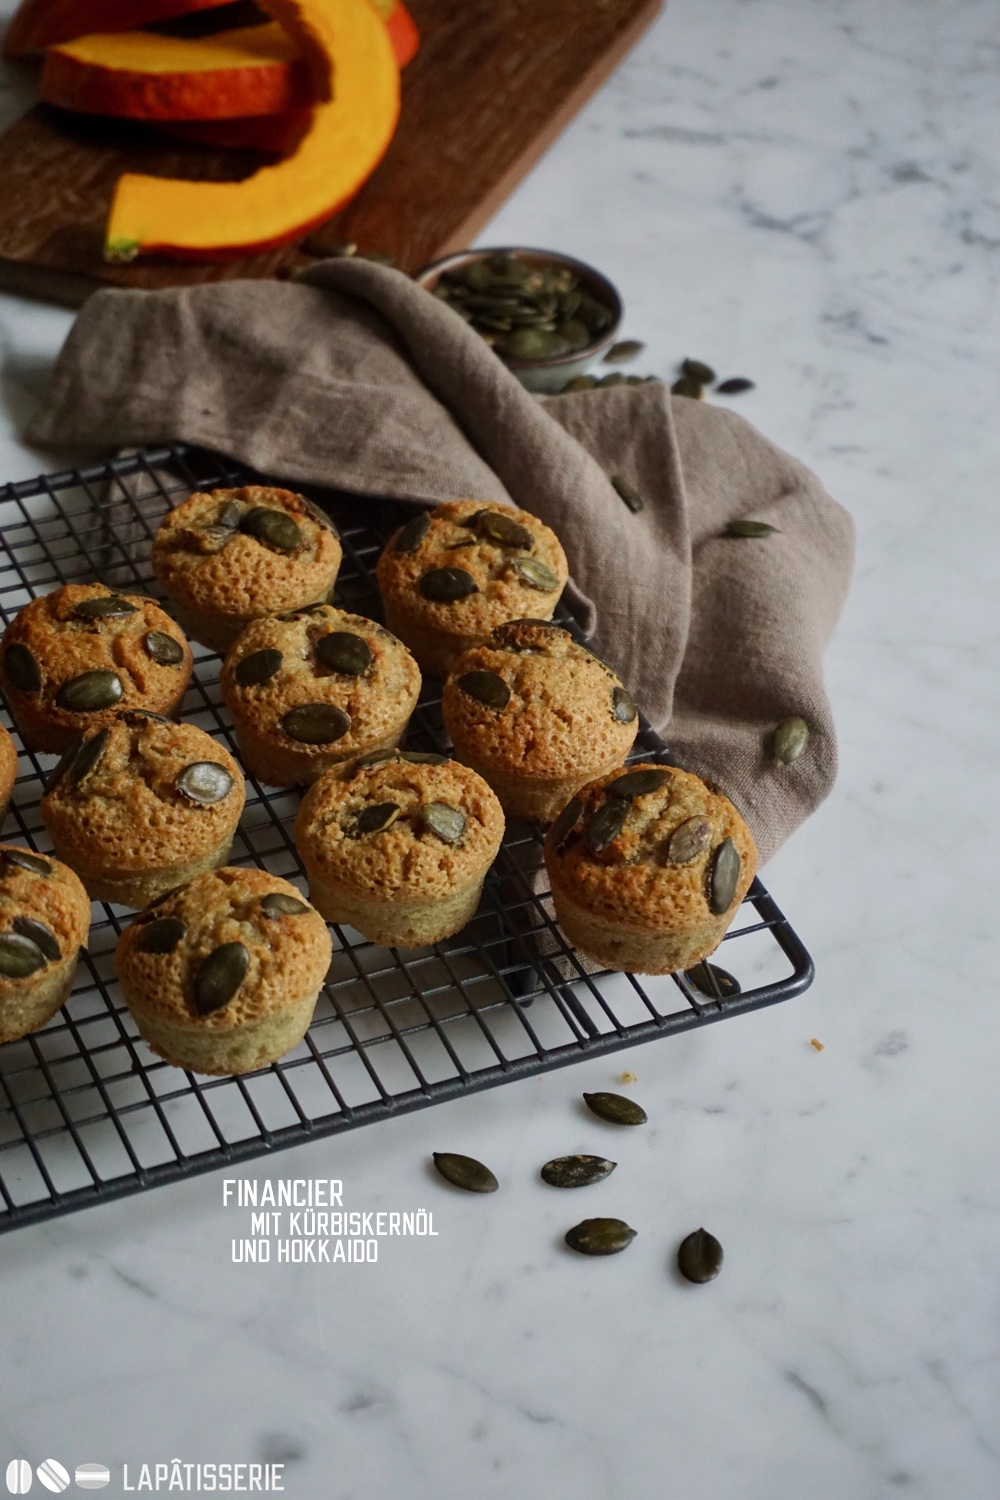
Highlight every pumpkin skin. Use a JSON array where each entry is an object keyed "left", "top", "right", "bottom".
[
  {"left": 104, "top": 0, "right": 401, "bottom": 261},
  {"left": 3, "top": 0, "right": 222, "bottom": 56}
]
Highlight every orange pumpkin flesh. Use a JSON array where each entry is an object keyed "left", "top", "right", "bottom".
[
  {"left": 3, "top": 0, "right": 222, "bottom": 57},
  {"left": 104, "top": 0, "right": 400, "bottom": 261}
]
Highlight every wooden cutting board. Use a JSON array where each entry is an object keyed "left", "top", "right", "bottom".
[{"left": 0, "top": 0, "right": 662, "bottom": 305}]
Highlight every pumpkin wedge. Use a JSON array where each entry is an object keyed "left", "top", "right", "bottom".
[
  {"left": 3, "top": 0, "right": 222, "bottom": 57},
  {"left": 41, "top": 23, "right": 313, "bottom": 120},
  {"left": 371, "top": 0, "right": 418, "bottom": 67},
  {"left": 104, "top": 0, "right": 400, "bottom": 261}
]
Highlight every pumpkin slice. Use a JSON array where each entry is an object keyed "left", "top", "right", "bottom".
[
  {"left": 3, "top": 0, "right": 223, "bottom": 57},
  {"left": 105, "top": 0, "right": 400, "bottom": 261},
  {"left": 40, "top": 23, "right": 313, "bottom": 120},
  {"left": 371, "top": 0, "right": 418, "bottom": 67}
]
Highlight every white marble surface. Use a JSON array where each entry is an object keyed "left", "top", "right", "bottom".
[{"left": 1, "top": 1, "right": 1000, "bottom": 1496}]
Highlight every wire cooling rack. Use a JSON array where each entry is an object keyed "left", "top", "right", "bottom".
[{"left": 0, "top": 446, "right": 813, "bottom": 1233}]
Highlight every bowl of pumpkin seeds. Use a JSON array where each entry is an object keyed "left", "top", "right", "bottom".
[{"left": 415, "top": 247, "right": 622, "bottom": 392}]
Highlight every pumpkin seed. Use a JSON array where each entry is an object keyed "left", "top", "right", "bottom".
[
  {"left": 584, "top": 798, "right": 629, "bottom": 853},
  {"left": 217, "top": 500, "right": 243, "bottom": 528},
  {"left": 604, "top": 768, "right": 670, "bottom": 799},
  {"left": 315, "top": 631, "right": 372, "bottom": 676},
  {"left": 73, "top": 594, "right": 137, "bottom": 620},
  {"left": 554, "top": 319, "right": 591, "bottom": 351},
  {"left": 550, "top": 796, "right": 583, "bottom": 851},
  {"left": 541, "top": 1154, "right": 616, "bottom": 1188},
  {"left": 457, "top": 671, "right": 510, "bottom": 710},
  {"left": 350, "top": 802, "right": 400, "bottom": 836},
  {"left": 685, "top": 961, "right": 740, "bottom": 999},
  {"left": 476, "top": 511, "right": 534, "bottom": 550},
  {"left": 399, "top": 750, "right": 448, "bottom": 765},
  {"left": 240, "top": 507, "right": 302, "bottom": 553},
  {"left": 144, "top": 630, "right": 186, "bottom": 665},
  {"left": 234, "top": 648, "right": 283, "bottom": 687},
  {"left": 136, "top": 915, "right": 187, "bottom": 954},
  {"left": 611, "top": 475, "right": 644, "bottom": 514},
  {"left": 677, "top": 1226, "right": 724, "bottom": 1283},
  {"left": 612, "top": 686, "right": 637, "bottom": 724},
  {"left": 708, "top": 838, "right": 741, "bottom": 914},
  {"left": 565, "top": 1217, "right": 637, "bottom": 1255},
  {"left": 260, "top": 892, "right": 310, "bottom": 918},
  {"left": 498, "top": 328, "right": 572, "bottom": 360},
  {"left": 45, "top": 740, "right": 81, "bottom": 792},
  {"left": 56, "top": 670, "right": 123, "bottom": 713},
  {"left": 420, "top": 802, "right": 466, "bottom": 844},
  {"left": 193, "top": 941, "right": 249, "bottom": 1015},
  {"left": 725, "top": 519, "right": 778, "bottom": 538},
  {"left": 583, "top": 1091, "right": 647, "bottom": 1125},
  {"left": 394, "top": 512, "right": 430, "bottom": 553},
  {"left": 511, "top": 557, "right": 559, "bottom": 591},
  {"left": 419, "top": 567, "right": 478, "bottom": 602},
  {"left": 12, "top": 916, "right": 60, "bottom": 962},
  {"left": 561, "top": 375, "right": 597, "bottom": 392},
  {"left": 682, "top": 358, "right": 716, "bottom": 384},
  {"left": 192, "top": 523, "right": 237, "bottom": 551},
  {"left": 176, "top": 761, "right": 234, "bottom": 806},
  {"left": 432, "top": 1151, "right": 498, "bottom": 1193},
  {"left": 121, "top": 709, "right": 169, "bottom": 725},
  {"left": 355, "top": 749, "right": 397, "bottom": 769},
  {"left": 445, "top": 538, "right": 475, "bottom": 550},
  {"left": 603, "top": 339, "right": 645, "bottom": 364},
  {"left": 281, "top": 703, "right": 351, "bottom": 744},
  {"left": 667, "top": 817, "right": 712, "bottom": 864},
  {"left": 69, "top": 728, "right": 109, "bottom": 788},
  {"left": 716, "top": 377, "right": 755, "bottom": 394},
  {"left": 2, "top": 849, "right": 52, "bottom": 877},
  {"left": 4, "top": 643, "right": 41, "bottom": 692},
  {"left": 0, "top": 931, "right": 47, "bottom": 978},
  {"left": 671, "top": 376, "right": 705, "bottom": 399},
  {"left": 599, "top": 372, "right": 627, "bottom": 387},
  {"left": 772, "top": 716, "right": 809, "bottom": 768}
]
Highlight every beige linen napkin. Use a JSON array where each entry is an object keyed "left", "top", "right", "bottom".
[{"left": 27, "top": 259, "right": 854, "bottom": 861}]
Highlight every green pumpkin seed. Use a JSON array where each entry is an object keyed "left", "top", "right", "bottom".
[
  {"left": 612, "top": 686, "right": 637, "bottom": 724},
  {"left": 499, "top": 328, "right": 572, "bottom": 360},
  {"left": 260, "top": 892, "right": 310, "bottom": 918},
  {"left": 69, "top": 728, "right": 109, "bottom": 788},
  {"left": 604, "top": 768, "right": 670, "bottom": 799},
  {"left": 2, "top": 849, "right": 52, "bottom": 877},
  {"left": 550, "top": 796, "right": 583, "bottom": 851},
  {"left": 136, "top": 915, "right": 187, "bottom": 954},
  {"left": 599, "top": 372, "right": 627, "bottom": 387},
  {"left": 419, "top": 567, "right": 479, "bottom": 602},
  {"left": 584, "top": 798, "right": 629, "bottom": 853},
  {"left": 56, "top": 670, "right": 123, "bottom": 713},
  {"left": 45, "top": 739, "right": 81, "bottom": 792},
  {"left": 217, "top": 500, "right": 243, "bottom": 528},
  {"left": 12, "top": 916, "right": 60, "bottom": 962},
  {"left": 281, "top": 703, "right": 351, "bottom": 744},
  {"left": 611, "top": 475, "right": 644, "bottom": 514},
  {"left": 603, "top": 339, "right": 645, "bottom": 364},
  {"left": 144, "top": 631, "right": 186, "bottom": 666},
  {"left": 583, "top": 1091, "right": 648, "bottom": 1125},
  {"left": 685, "top": 961, "right": 740, "bottom": 999},
  {"left": 193, "top": 941, "right": 249, "bottom": 1015},
  {"left": 561, "top": 375, "right": 597, "bottom": 392},
  {"left": 240, "top": 507, "right": 302, "bottom": 553},
  {"left": 316, "top": 631, "right": 372, "bottom": 676},
  {"left": 445, "top": 538, "right": 475, "bottom": 550},
  {"left": 541, "top": 1155, "right": 616, "bottom": 1188},
  {"left": 4, "top": 644, "right": 41, "bottom": 693},
  {"left": 576, "top": 294, "right": 614, "bottom": 333},
  {"left": 121, "top": 709, "right": 169, "bottom": 725},
  {"left": 773, "top": 716, "right": 809, "bottom": 768},
  {"left": 716, "top": 377, "right": 755, "bottom": 394},
  {"left": 708, "top": 838, "right": 741, "bottom": 914},
  {"left": 512, "top": 557, "right": 559, "bottom": 591},
  {"left": 192, "top": 523, "right": 238, "bottom": 551},
  {"left": 565, "top": 1217, "right": 637, "bottom": 1255},
  {"left": 73, "top": 594, "right": 137, "bottom": 621},
  {"left": 725, "top": 519, "right": 778, "bottom": 538},
  {"left": 399, "top": 750, "right": 448, "bottom": 765},
  {"left": 394, "top": 512, "right": 430, "bottom": 553},
  {"left": 351, "top": 802, "right": 400, "bottom": 836},
  {"left": 355, "top": 749, "right": 397, "bottom": 769},
  {"left": 234, "top": 648, "right": 284, "bottom": 687},
  {"left": 457, "top": 671, "right": 511, "bottom": 710},
  {"left": 671, "top": 376, "right": 705, "bottom": 399},
  {"left": 432, "top": 1151, "right": 498, "bottom": 1193},
  {"left": 0, "top": 931, "right": 47, "bottom": 978},
  {"left": 176, "top": 761, "right": 234, "bottom": 806},
  {"left": 420, "top": 802, "right": 466, "bottom": 844},
  {"left": 682, "top": 358, "right": 716, "bottom": 384},
  {"left": 476, "top": 511, "right": 534, "bottom": 549},
  {"left": 677, "top": 1226, "right": 724, "bottom": 1283},
  {"left": 667, "top": 817, "right": 712, "bottom": 864},
  {"left": 555, "top": 318, "right": 592, "bottom": 351}
]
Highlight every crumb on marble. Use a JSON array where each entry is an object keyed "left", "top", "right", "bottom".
[
  {"left": 810, "top": 1038, "right": 825, "bottom": 1052},
  {"left": 620, "top": 1070, "right": 638, "bottom": 1084}
]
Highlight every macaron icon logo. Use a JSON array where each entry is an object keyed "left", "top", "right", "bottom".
[
  {"left": 34, "top": 1464, "right": 68, "bottom": 1495},
  {"left": 73, "top": 1468, "right": 110, "bottom": 1492},
  {"left": 5, "top": 1461, "right": 32, "bottom": 1494}
]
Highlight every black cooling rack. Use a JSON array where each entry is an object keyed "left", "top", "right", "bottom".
[{"left": 0, "top": 446, "right": 813, "bottom": 1233}]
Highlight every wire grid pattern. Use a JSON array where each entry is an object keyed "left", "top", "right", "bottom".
[{"left": 0, "top": 447, "right": 813, "bottom": 1232}]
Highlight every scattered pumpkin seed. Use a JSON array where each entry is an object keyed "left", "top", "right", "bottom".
[
  {"left": 550, "top": 796, "right": 583, "bottom": 851},
  {"left": 69, "top": 728, "right": 109, "bottom": 788},
  {"left": 316, "top": 632, "right": 373, "bottom": 676},
  {"left": 603, "top": 339, "right": 645, "bottom": 364},
  {"left": 420, "top": 802, "right": 466, "bottom": 844},
  {"left": 194, "top": 941, "right": 249, "bottom": 1015},
  {"left": 281, "top": 703, "right": 351, "bottom": 744},
  {"left": 583, "top": 1091, "right": 648, "bottom": 1125},
  {"left": 725, "top": 519, "right": 778, "bottom": 538},
  {"left": 511, "top": 556, "right": 559, "bottom": 591},
  {"left": 432, "top": 1151, "right": 498, "bottom": 1193},
  {"left": 604, "top": 768, "right": 670, "bottom": 799},
  {"left": 144, "top": 631, "right": 185, "bottom": 665},
  {"left": 565, "top": 1217, "right": 637, "bottom": 1255},
  {"left": 561, "top": 375, "right": 597, "bottom": 392},
  {"left": 716, "top": 377, "right": 755, "bottom": 394},
  {"left": 4, "top": 644, "right": 41, "bottom": 693},
  {"left": 234, "top": 648, "right": 283, "bottom": 687},
  {"left": 240, "top": 507, "right": 301, "bottom": 553},
  {"left": 399, "top": 750, "right": 448, "bottom": 765},
  {"left": 137, "top": 916, "right": 187, "bottom": 954},
  {"left": 612, "top": 686, "right": 637, "bottom": 723},
  {"left": 476, "top": 511, "right": 534, "bottom": 549},
  {"left": 667, "top": 817, "right": 712, "bottom": 865},
  {"left": 351, "top": 802, "right": 400, "bottom": 836},
  {"left": 682, "top": 358, "right": 716, "bottom": 384},
  {"left": 0, "top": 931, "right": 47, "bottom": 978},
  {"left": 611, "top": 475, "right": 644, "bottom": 514},
  {"left": 599, "top": 372, "right": 628, "bottom": 387},
  {"left": 584, "top": 798, "right": 629, "bottom": 853},
  {"left": 394, "top": 512, "right": 430, "bottom": 553},
  {"left": 12, "top": 916, "right": 60, "bottom": 962},
  {"left": 419, "top": 567, "right": 479, "bottom": 602},
  {"left": 708, "top": 838, "right": 741, "bottom": 914},
  {"left": 56, "top": 670, "right": 123, "bottom": 713},
  {"left": 541, "top": 1155, "right": 616, "bottom": 1188},
  {"left": 176, "top": 761, "right": 234, "bottom": 806},
  {"left": 772, "top": 716, "right": 809, "bottom": 768},
  {"left": 457, "top": 670, "right": 511, "bottom": 710},
  {"left": 671, "top": 375, "right": 705, "bottom": 399},
  {"left": 2, "top": 849, "right": 52, "bottom": 877},
  {"left": 677, "top": 1226, "right": 724, "bottom": 1283},
  {"left": 73, "top": 594, "right": 137, "bottom": 620},
  {"left": 684, "top": 961, "right": 740, "bottom": 999},
  {"left": 260, "top": 892, "right": 310, "bottom": 918}
]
